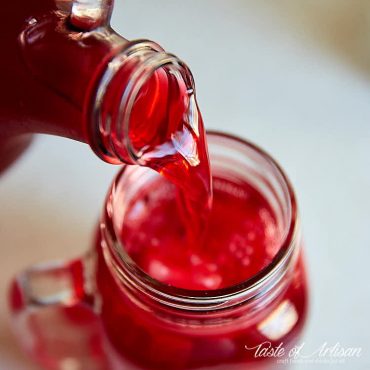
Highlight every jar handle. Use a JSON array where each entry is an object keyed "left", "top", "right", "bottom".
[{"left": 8, "top": 253, "right": 108, "bottom": 369}]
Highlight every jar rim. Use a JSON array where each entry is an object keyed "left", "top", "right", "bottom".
[{"left": 101, "top": 131, "right": 300, "bottom": 311}]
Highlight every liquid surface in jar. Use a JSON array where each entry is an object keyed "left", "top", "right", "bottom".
[{"left": 120, "top": 175, "right": 281, "bottom": 290}]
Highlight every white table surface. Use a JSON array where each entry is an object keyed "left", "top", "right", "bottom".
[{"left": 1, "top": 1, "right": 369, "bottom": 369}]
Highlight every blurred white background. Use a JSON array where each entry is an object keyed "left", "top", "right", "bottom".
[{"left": 1, "top": 0, "right": 370, "bottom": 369}]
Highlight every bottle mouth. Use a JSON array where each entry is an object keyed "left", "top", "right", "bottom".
[
  {"left": 119, "top": 53, "right": 196, "bottom": 166},
  {"left": 101, "top": 131, "right": 300, "bottom": 312},
  {"left": 90, "top": 39, "right": 164, "bottom": 164},
  {"left": 90, "top": 39, "right": 196, "bottom": 166}
]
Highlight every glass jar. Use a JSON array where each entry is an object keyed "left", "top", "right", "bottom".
[{"left": 9, "top": 132, "right": 308, "bottom": 369}]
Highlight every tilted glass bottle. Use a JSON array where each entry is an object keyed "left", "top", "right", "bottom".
[{"left": 0, "top": 0, "right": 194, "bottom": 172}]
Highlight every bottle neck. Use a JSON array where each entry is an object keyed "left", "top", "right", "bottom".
[
  {"left": 88, "top": 40, "right": 196, "bottom": 165},
  {"left": 88, "top": 40, "right": 164, "bottom": 164}
]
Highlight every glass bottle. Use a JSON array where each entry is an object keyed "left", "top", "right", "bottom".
[
  {"left": 0, "top": 0, "right": 194, "bottom": 171},
  {"left": 10, "top": 132, "right": 309, "bottom": 369}
]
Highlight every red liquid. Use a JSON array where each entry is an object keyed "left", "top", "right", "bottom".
[
  {"left": 105, "top": 64, "right": 212, "bottom": 241},
  {"left": 95, "top": 174, "right": 308, "bottom": 369},
  {"left": 122, "top": 176, "right": 279, "bottom": 290},
  {"left": 1, "top": 0, "right": 114, "bottom": 140}
]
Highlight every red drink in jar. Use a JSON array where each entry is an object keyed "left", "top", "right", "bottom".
[{"left": 10, "top": 132, "right": 308, "bottom": 370}]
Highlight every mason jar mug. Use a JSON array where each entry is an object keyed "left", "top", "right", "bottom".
[{"left": 9, "top": 132, "right": 308, "bottom": 370}]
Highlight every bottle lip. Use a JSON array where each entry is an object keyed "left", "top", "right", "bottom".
[
  {"left": 100, "top": 131, "right": 301, "bottom": 312},
  {"left": 89, "top": 39, "right": 164, "bottom": 164},
  {"left": 118, "top": 52, "right": 195, "bottom": 165},
  {"left": 89, "top": 39, "right": 195, "bottom": 165}
]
